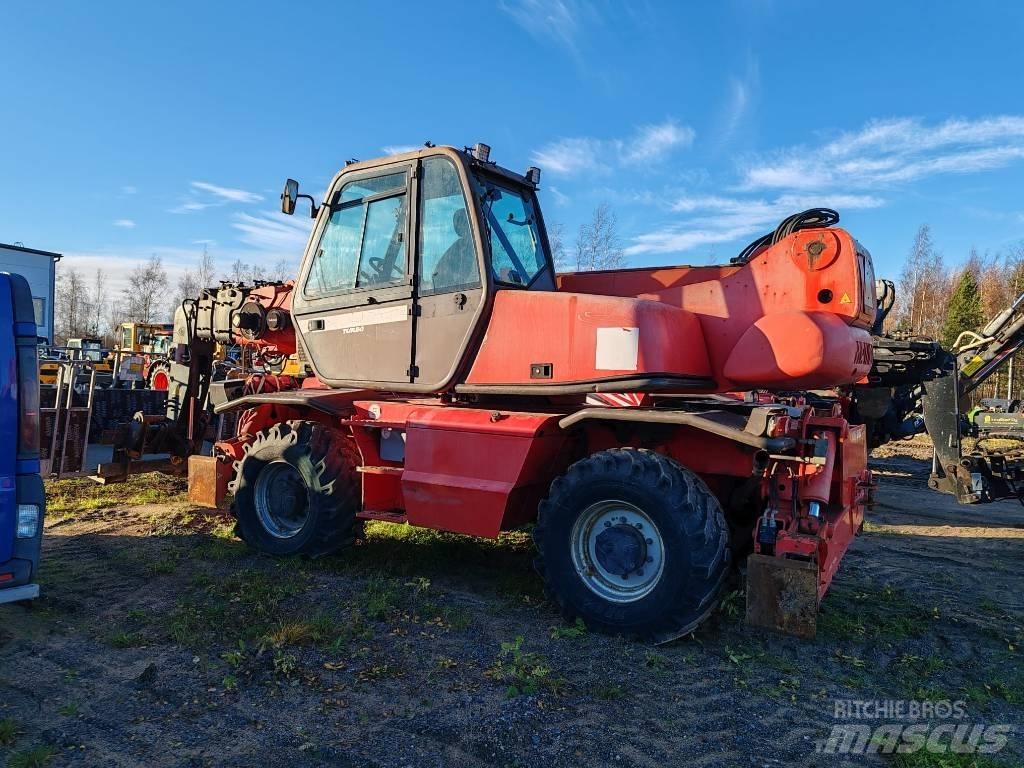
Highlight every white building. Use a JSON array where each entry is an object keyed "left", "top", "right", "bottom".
[{"left": 0, "top": 242, "right": 62, "bottom": 343}]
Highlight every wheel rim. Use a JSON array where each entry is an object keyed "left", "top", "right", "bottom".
[
  {"left": 570, "top": 500, "right": 665, "bottom": 603},
  {"left": 254, "top": 461, "right": 310, "bottom": 539}
]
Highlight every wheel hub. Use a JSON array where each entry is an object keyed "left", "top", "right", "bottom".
[
  {"left": 570, "top": 500, "right": 665, "bottom": 603},
  {"left": 254, "top": 461, "right": 309, "bottom": 539},
  {"left": 594, "top": 523, "right": 647, "bottom": 578}
]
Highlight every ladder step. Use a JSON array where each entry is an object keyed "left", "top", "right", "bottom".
[{"left": 357, "top": 465, "right": 403, "bottom": 476}]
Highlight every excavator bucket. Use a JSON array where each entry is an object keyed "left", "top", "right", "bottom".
[{"left": 745, "top": 554, "right": 818, "bottom": 639}]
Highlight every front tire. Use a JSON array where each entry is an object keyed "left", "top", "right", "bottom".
[
  {"left": 535, "top": 448, "right": 730, "bottom": 642},
  {"left": 231, "top": 421, "right": 360, "bottom": 557}
]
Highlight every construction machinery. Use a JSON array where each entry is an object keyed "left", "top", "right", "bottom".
[
  {"left": 113, "top": 321, "right": 174, "bottom": 388},
  {"left": 101, "top": 144, "right": 1024, "bottom": 642},
  {"left": 119, "top": 142, "right": 890, "bottom": 642},
  {"left": 856, "top": 285, "right": 1024, "bottom": 503}
]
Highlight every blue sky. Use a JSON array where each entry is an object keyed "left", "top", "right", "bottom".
[{"left": 3, "top": 1, "right": 1024, "bottom": 293}]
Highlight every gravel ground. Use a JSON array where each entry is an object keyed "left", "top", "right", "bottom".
[{"left": 1, "top": 442, "right": 1021, "bottom": 768}]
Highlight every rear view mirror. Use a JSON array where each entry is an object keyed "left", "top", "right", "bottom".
[{"left": 281, "top": 178, "right": 299, "bottom": 215}]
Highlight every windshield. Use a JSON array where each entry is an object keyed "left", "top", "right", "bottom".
[{"left": 472, "top": 175, "right": 549, "bottom": 287}]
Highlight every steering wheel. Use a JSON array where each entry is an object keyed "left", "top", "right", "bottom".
[{"left": 368, "top": 256, "right": 403, "bottom": 280}]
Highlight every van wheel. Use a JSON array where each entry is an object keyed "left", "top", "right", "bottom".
[
  {"left": 231, "top": 421, "right": 360, "bottom": 557},
  {"left": 534, "top": 448, "right": 730, "bottom": 643}
]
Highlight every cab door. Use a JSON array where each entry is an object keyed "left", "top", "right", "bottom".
[
  {"left": 411, "top": 155, "right": 486, "bottom": 389},
  {"left": 292, "top": 163, "right": 415, "bottom": 385}
]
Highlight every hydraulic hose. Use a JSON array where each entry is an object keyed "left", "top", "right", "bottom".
[{"left": 732, "top": 208, "right": 841, "bottom": 264}]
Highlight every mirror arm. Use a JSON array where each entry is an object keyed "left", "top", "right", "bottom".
[{"left": 297, "top": 194, "right": 320, "bottom": 218}]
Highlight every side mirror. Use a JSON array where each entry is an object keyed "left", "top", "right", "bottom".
[{"left": 281, "top": 178, "right": 299, "bottom": 216}]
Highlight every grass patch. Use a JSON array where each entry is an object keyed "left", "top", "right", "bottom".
[
  {"left": 550, "top": 618, "right": 587, "bottom": 640},
  {"left": 45, "top": 474, "right": 187, "bottom": 520},
  {"left": 7, "top": 745, "right": 57, "bottom": 768},
  {"left": 818, "top": 583, "right": 936, "bottom": 642},
  {"left": 312, "top": 522, "right": 538, "bottom": 598},
  {"left": 890, "top": 752, "right": 1008, "bottom": 768},
  {"left": 0, "top": 717, "right": 21, "bottom": 746},
  {"left": 166, "top": 565, "right": 308, "bottom": 648},
  {"left": 486, "top": 636, "right": 563, "bottom": 698},
  {"left": 107, "top": 630, "right": 144, "bottom": 648}
]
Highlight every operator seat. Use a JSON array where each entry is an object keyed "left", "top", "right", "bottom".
[{"left": 432, "top": 208, "right": 475, "bottom": 291}]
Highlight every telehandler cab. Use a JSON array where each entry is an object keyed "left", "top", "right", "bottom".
[{"left": 161, "top": 143, "right": 881, "bottom": 640}]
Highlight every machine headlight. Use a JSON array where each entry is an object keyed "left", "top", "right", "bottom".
[{"left": 16, "top": 504, "right": 40, "bottom": 538}]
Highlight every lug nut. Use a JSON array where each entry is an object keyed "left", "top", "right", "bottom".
[
  {"left": 645, "top": 538, "right": 653, "bottom": 545},
  {"left": 604, "top": 520, "right": 612, "bottom": 527},
  {"left": 635, "top": 522, "right": 643, "bottom": 530},
  {"left": 646, "top": 556, "right": 653, "bottom": 563}
]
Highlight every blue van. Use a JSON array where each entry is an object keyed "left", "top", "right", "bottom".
[{"left": 0, "top": 272, "right": 44, "bottom": 603}]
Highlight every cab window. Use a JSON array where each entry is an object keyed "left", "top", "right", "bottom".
[
  {"left": 305, "top": 171, "right": 409, "bottom": 296},
  {"left": 418, "top": 157, "right": 480, "bottom": 295},
  {"left": 474, "top": 177, "right": 549, "bottom": 287}
]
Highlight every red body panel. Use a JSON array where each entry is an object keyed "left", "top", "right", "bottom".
[
  {"left": 557, "top": 228, "right": 874, "bottom": 391},
  {"left": 402, "top": 407, "right": 567, "bottom": 537},
  {"left": 465, "top": 290, "right": 711, "bottom": 386}
]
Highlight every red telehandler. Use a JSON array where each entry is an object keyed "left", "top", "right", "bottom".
[{"left": 126, "top": 143, "right": 888, "bottom": 641}]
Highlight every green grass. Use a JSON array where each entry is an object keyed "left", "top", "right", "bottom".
[
  {"left": 45, "top": 473, "right": 187, "bottom": 520},
  {"left": 0, "top": 717, "right": 21, "bottom": 746},
  {"left": 818, "top": 583, "right": 937, "bottom": 642},
  {"left": 486, "top": 636, "right": 563, "bottom": 698},
  {"left": 7, "top": 745, "right": 57, "bottom": 768},
  {"left": 166, "top": 565, "right": 308, "bottom": 647},
  {"left": 889, "top": 752, "right": 1009, "bottom": 768}
]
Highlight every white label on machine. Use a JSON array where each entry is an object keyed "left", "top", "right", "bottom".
[
  {"left": 313, "top": 305, "right": 409, "bottom": 333},
  {"left": 595, "top": 327, "right": 639, "bottom": 371}
]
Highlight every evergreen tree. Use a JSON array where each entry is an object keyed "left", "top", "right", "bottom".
[{"left": 941, "top": 269, "right": 984, "bottom": 350}]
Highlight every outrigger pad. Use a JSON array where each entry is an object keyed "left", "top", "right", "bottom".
[
  {"left": 745, "top": 554, "right": 818, "bottom": 639},
  {"left": 188, "top": 455, "right": 228, "bottom": 509}
]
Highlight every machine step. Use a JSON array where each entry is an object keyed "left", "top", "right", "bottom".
[
  {"left": 356, "top": 465, "right": 403, "bottom": 476},
  {"left": 357, "top": 509, "right": 408, "bottom": 523}
]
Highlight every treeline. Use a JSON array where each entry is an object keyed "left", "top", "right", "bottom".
[{"left": 891, "top": 224, "right": 1024, "bottom": 402}]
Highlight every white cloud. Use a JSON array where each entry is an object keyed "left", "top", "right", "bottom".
[
  {"left": 170, "top": 180, "right": 265, "bottom": 214},
  {"left": 121, "top": 185, "right": 138, "bottom": 195},
  {"left": 621, "top": 121, "right": 695, "bottom": 165},
  {"left": 532, "top": 120, "right": 694, "bottom": 176},
  {"left": 532, "top": 137, "right": 606, "bottom": 175},
  {"left": 626, "top": 193, "right": 884, "bottom": 256},
  {"left": 501, "top": 0, "right": 582, "bottom": 53},
  {"left": 190, "top": 181, "right": 263, "bottom": 204},
  {"left": 381, "top": 145, "right": 420, "bottom": 156},
  {"left": 113, "top": 219, "right": 136, "bottom": 229},
  {"left": 548, "top": 186, "right": 571, "bottom": 206},
  {"left": 231, "top": 210, "right": 312, "bottom": 253},
  {"left": 741, "top": 116, "right": 1024, "bottom": 190}
]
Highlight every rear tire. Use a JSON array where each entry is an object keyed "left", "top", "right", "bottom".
[
  {"left": 231, "top": 421, "right": 360, "bottom": 557},
  {"left": 534, "top": 448, "right": 730, "bottom": 642}
]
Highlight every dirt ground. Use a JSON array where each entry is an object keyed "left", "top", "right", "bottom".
[{"left": 1, "top": 438, "right": 1021, "bottom": 768}]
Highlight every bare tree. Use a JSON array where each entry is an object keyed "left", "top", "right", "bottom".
[
  {"left": 547, "top": 222, "right": 571, "bottom": 272},
  {"left": 270, "top": 258, "right": 293, "bottom": 282},
  {"left": 89, "top": 268, "right": 107, "bottom": 337},
  {"left": 575, "top": 203, "right": 625, "bottom": 271},
  {"left": 54, "top": 267, "right": 90, "bottom": 343},
  {"left": 196, "top": 246, "right": 217, "bottom": 291},
  {"left": 895, "top": 224, "right": 949, "bottom": 337},
  {"left": 122, "top": 255, "right": 169, "bottom": 323},
  {"left": 227, "top": 258, "right": 248, "bottom": 284}
]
